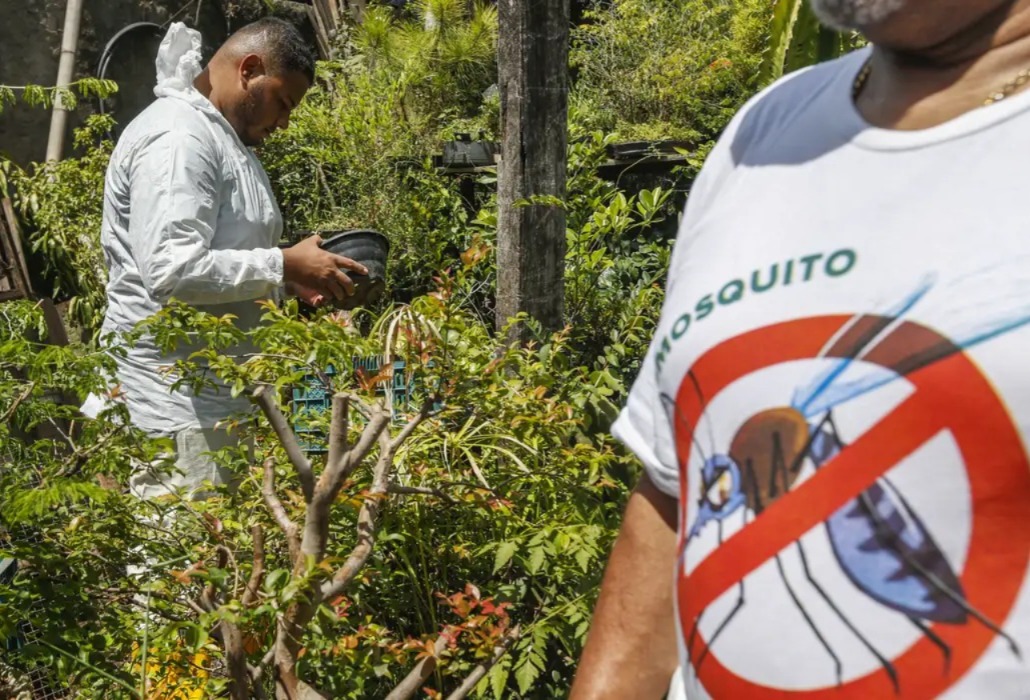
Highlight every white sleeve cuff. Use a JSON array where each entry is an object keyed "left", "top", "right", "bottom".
[
  {"left": 611, "top": 409, "right": 680, "bottom": 499},
  {"left": 268, "top": 247, "right": 285, "bottom": 285}
]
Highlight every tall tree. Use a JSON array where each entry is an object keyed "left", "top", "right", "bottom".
[{"left": 495, "top": 0, "right": 571, "bottom": 338}]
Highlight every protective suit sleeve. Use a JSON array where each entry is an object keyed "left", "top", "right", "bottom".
[{"left": 128, "top": 129, "right": 284, "bottom": 305}]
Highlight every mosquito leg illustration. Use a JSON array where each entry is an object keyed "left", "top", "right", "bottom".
[
  {"left": 695, "top": 580, "right": 746, "bottom": 671},
  {"left": 857, "top": 492, "right": 1022, "bottom": 657},
  {"left": 745, "top": 458, "right": 763, "bottom": 515},
  {"left": 687, "top": 614, "right": 703, "bottom": 663},
  {"left": 687, "top": 370, "right": 716, "bottom": 452},
  {"left": 908, "top": 616, "right": 952, "bottom": 673},
  {"left": 688, "top": 518, "right": 727, "bottom": 661},
  {"left": 794, "top": 540, "right": 899, "bottom": 692},
  {"left": 768, "top": 431, "right": 791, "bottom": 501},
  {"left": 828, "top": 417, "right": 1020, "bottom": 658},
  {"left": 775, "top": 553, "right": 844, "bottom": 685},
  {"left": 825, "top": 412, "right": 845, "bottom": 449}
]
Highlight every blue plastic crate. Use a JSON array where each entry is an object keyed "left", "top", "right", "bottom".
[
  {"left": 291, "top": 365, "right": 334, "bottom": 454},
  {"left": 292, "top": 358, "right": 414, "bottom": 453}
]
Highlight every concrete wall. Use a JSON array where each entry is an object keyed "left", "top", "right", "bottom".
[{"left": 0, "top": 0, "right": 312, "bottom": 166}]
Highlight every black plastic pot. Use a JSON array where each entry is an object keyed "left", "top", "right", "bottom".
[
  {"left": 606, "top": 140, "right": 691, "bottom": 160},
  {"left": 441, "top": 139, "right": 497, "bottom": 167},
  {"left": 319, "top": 229, "right": 390, "bottom": 310}
]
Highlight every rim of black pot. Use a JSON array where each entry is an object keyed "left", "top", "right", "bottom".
[{"left": 319, "top": 229, "right": 391, "bottom": 254}]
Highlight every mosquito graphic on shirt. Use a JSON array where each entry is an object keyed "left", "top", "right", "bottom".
[{"left": 662, "top": 280, "right": 1026, "bottom": 690}]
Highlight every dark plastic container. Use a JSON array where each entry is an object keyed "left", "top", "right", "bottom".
[{"left": 319, "top": 229, "right": 390, "bottom": 310}]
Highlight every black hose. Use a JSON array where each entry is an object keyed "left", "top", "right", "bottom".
[{"left": 95, "top": 21, "right": 164, "bottom": 137}]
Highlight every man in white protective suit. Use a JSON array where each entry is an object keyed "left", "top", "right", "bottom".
[{"left": 81, "top": 19, "right": 365, "bottom": 500}]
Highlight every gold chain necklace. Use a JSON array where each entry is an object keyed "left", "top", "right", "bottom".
[{"left": 853, "top": 60, "right": 1030, "bottom": 106}]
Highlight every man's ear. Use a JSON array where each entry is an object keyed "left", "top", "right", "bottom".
[{"left": 239, "top": 54, "right": 265, "bottom": 88}]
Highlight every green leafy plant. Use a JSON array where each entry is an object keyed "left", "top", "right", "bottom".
[
  {"left": 1, "top": 115, "right": 115, "bottom": 335},
  {"left": 354, "top": 0, "right": 499, "bottom": 130},
  {"left": 0, "top": 78, "right": 117, "bottom": 116},
  {"left": 570, "top": 0, "right": 769, "bottom": 144},
  {"left": 759, "top": 0, "right": 864, "bottom": 83},
  {"left": 0, "top": 254, "right": 634, "bottom": 697}
]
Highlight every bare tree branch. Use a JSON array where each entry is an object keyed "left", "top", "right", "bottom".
[
  {"left": 252, "top": 386, "right": 315, "bottom": 503},
  {"left": 349, "top": 397, "right": 372, "bottom": 421},
  {"left": 326, "top": 393, "right": 350, "bottom": 473},
  {"left": 57, "top": 425, "right": 127, "bottom": 477},
  {"left": 248, "top": 664, "right": 269, "bottom": 700},
  {"left": 389, "top": 399, "right": 435, "bottom": 453},
  {"left": 444, "top": 626, "right": 521, "bottom": 700},
  {"left": 1, "top": 381, "right": 33, "bottom": 423},
  {"left": 270, "top": 399, "right": 434, "bottom": 696},
  {"left": 314, "top": 399, "right": 389, "bottom": 507},
  {"left": 254, "top": 648, "right": 275, "bottom": 678},
  {"left": 318, "top": 427, "right": 392, "bottom": 602},
  {"left": 388, "top": 483, "right": 456, "bottom": 504},
  {"left": 318, "top": 401, "right": 434, "bottom": 602},
  {"left": 217, "top": 543, "right": 241, "bottom": 601},
  {"left": 201, "top": 547, "right": 229, "bottom": 612},
  {"left": 384, "top": 634, "right": 449, "bottom": 700},
  {"left": 221, "top": 619, "right": 252, "bottom": 700},
  {"left": 263, "top": 458, "right": 301, "bottom": 565},
  {"left": 243, "top": 524, "right": 266, "bottom": 607},
  {"left": 297, "top": 400, "right": 391, "bottom": 566}
]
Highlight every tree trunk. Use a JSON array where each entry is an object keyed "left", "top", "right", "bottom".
[{"left": 495, "top": 0, "right": 570, "bottom": 339}]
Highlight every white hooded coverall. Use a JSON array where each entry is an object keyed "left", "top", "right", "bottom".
[{"left": 82, "top": 23, "right": 286, "bottom": 499}]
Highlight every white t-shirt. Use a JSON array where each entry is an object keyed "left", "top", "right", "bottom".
[{"left": 613, "top": 47, "right": 1030, "bottom": 700}]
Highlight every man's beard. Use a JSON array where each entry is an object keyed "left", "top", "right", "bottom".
[
  {"left": 810, "top": 0, "right": 906, "bottom": 30},
  {"left": 233, "top": 84, "right": 265, "bottom": 147}
]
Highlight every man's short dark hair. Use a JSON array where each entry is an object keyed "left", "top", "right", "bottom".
[{"left": 228, "top": 17, "right": 317, "bottom": 84}]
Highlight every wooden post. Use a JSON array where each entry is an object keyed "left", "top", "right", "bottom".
[
  {"left": 306, "top": 6, "right": 332, "bottom": 59},
  {"left": 46, "top": 0, "right": 85, "bottom": 162},
  {"left": 0, "top": 198, "right": 33, "bottom": 300},
  {"left": 495, "top": 0, "right": 570, "bottom": 338}
]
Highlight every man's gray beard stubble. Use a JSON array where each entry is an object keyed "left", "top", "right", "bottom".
[{"left": 809, "top": 0, "right": 906, "bottom": 30}]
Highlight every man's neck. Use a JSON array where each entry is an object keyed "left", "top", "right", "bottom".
[
  {"left": 858, "top": 3, "right": 1030, "bottom": 129},
  {"left": 194, "top": 68, "right": 214, "bottom": 100}
]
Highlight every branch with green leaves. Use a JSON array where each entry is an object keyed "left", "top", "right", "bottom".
[{"left": 0, "top": 78, "right": 118, "bottom": 115}]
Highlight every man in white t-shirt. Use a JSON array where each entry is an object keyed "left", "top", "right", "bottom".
[{"left": 572, "top": 1, "right": 1030, "bottom": 699}]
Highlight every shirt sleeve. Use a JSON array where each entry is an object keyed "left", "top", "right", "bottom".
[
  {"left": 612, "top": 344, "right": 681, "bottom": 497},
  {"left": 127, "top": 129, "right": 284, "bottom": 306},
  {"left": 610, "top": 112, "right": 744, "bottom": 500}
]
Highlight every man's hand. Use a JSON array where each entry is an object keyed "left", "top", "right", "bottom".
[
  {"left": 570, "top": 472, "right": 680, "bottom": 699},
  {"left": 285, "top": 280, "right": 326, "bottom": 307},
  {"left": 281, "top": 235, "right": 368, "bottom": 302}
]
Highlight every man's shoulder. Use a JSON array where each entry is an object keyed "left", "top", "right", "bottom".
[
  {"left": 678, "top": 49, "right": 868, "bottom": 229},
  {"left": 704, "top": 48, "right": 869, "bottom": 177},
  {"left": 114, "top": 98, "right": 218, "bottom": 161}
]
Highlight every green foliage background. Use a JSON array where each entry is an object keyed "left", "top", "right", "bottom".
[{"left": 571, "top": 0, "right": 770, "bottom": 145}]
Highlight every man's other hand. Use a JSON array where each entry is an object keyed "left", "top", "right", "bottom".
[
  {"left": 285, "top": 280, "right": 326, "bottom": 307},
  {"left": 282, "top": 235, "right": 368, "bottom": 302}
]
